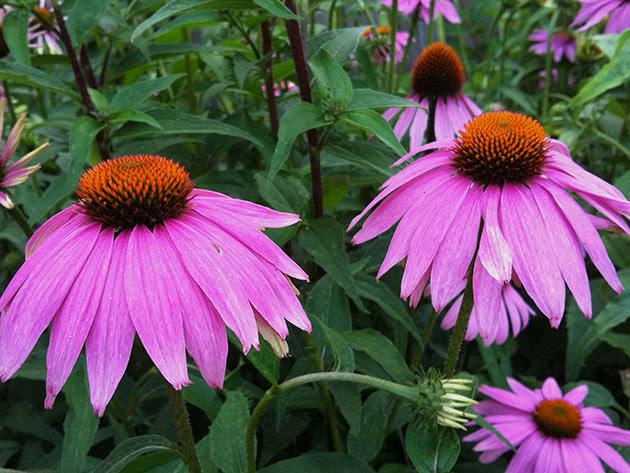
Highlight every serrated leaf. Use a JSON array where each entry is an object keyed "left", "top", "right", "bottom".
[
  {"left": 93, "top": 436, "right": 180, "bottom": 473},
  {"left": 341, "top": 109, "right": 406, "bottom": 156},
  {"left": 309, "top": 48, "right": 353, "bottom": 106},
  {"left": 0, "top": 60, "right": 79, "bottom": 98},
  {"left": 298, "top": 217, "right": 366, "bottom": 311},
  {"left": 348, "top": 89, "right": 421, "bottom": 111},
  {"left": 3, "top": 10, "right": 30, "bottom": 66},
  {"left": 405, "top": 424, "right": 460, "bottom": 473},
  {"left": 253, "top": 0, "right": 300, "bottom": 19},
  {"left": 209, "top": 391, "right": 249, "bottom": 473},
  {"left": 269, "top": 102, "right": 332, "bottom": 178}
]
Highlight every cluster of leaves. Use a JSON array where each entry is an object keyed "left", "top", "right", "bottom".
[{"left": 0, "top": 0, "right": 628, "bottom": 472}]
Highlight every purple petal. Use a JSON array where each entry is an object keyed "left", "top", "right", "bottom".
[
  {"left": 541, "top": 377, "right": 562, "bottom": 399},
  {"left": 26, "top": 206, "right": 80, "bottom": 259},
  {"left": 478, "top": 185, "right": 512, "bottom": 283}
]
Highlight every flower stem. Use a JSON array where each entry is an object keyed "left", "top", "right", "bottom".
[
  {"left": 261, "top": 19, "right": 279, "bottom": 136},
  {"left": 395, "top": 5, "right": 420, "bottom": 91},
  {"left": 6, "top": 206, "right": 33, "bottom": 238},
  {"left": 165, "top": 385, "right": 202, "bottom": 473},
  {"left": 425, "top": 0, "right": 437, "bottom": 45},
  {"left": 387, "top": 0, "right": 398, "bottom": 93},
  {"left": 541, "top": 9, "right": 559, "bottom": 121},
  {"left": 182, "top": 28, "right": 196, "bottom": 113},
  {"left": 443, "top": 277, "right": 474, "bottom": 377},
  {"left": 284, "top": 0, "right": 323, "bottom": 218},
  {"left": 245, "top": 372, "right": 418, "bottom": 473},
  {"left": 424, "top": 97, "right": 437, "bottom": 143}
]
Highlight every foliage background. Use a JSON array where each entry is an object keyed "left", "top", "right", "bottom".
[{"left": 0, "top": 0, "right": 628, "bottom": 472}]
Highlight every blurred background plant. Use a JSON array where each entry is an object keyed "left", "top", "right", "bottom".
[{"left": 0, "top": 0, "right": 628, "bottom": 472}]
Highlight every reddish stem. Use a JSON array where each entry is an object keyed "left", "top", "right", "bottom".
[{"left": 261, "top": 20, "right": 279, "bottom": 136}]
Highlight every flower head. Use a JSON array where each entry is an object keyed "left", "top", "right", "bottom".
[
  {"left": 572, "top": 0, "right": 630, "bottom": 34},
  {"left": 0, "top": 155, "right": 311, "bottom": 415},
  {"left": 382, "top": 0, "right": 461, "bottom": 24},
  {"left": 350, "top": 111, "right": 628, "bottom": 342},
  {"left": 384, "top": 42, "right": 481, "bottom": 148},
  {"left": 0, "top": 105, "right": 48, "bottom": 209},
  {"left": 28, "top": 1, "right": 62, "bottom": 54},
  {"left": 361, "top": 26, "right": 410, "bottom": 65},
  {"left": 465, "top": 377, "right": 630, "bottom": 472},
  {"left": 529, "top": 29, "right": 576, "bottom": 63}
]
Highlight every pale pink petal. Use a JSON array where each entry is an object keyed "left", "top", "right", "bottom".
[
  {"left": 1, "top": 164, "right": 40, "bottom": 187},
  {"left": 0, "top": 191, "right": 13, "bottom": 209},
  {"left": 541, "top": 377, "right": 562, "bottom": 399},
  {"left": 26, "top": 206, "right": 80, "bottom": 258},
  {"left": 124, "top": 225, "right": 189, "bottom": 389},
  {"left": 393, "top": 107, "right": 416, "bottom": 139},
  {"left": 434, "top": 97, "right": 453, "bottom": 139},
  {"left": 86, "top": 232, "right": 135, "bottom": 417},
  {"left": 472, "top": 256, "right": 503, "bottom": 344},
  {"left": 478, "top": 185, "right": 512, "bottom": 283},
  {"left": 409, "top": 99, "right": 429, "bottom": 150},
  {"left": 563, "top": 384, "right": 588, "bottom": 405},
  {"left": 479, "top": 385, "right": 537, "bottom": 412},
  {"left": 44, "top": 228, "right": 113, "bottom": 409}
]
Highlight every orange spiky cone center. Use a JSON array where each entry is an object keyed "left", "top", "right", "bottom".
[{"left": 75, "top": 155, "right": 194, "bottom": 229}]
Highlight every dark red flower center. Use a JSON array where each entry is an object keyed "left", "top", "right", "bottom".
[
  {"left": 452, "top": 111, "right": 549, "bottom": 185},
  {"left": 533, "top": 399, "right": 582, "bottom": 439},
  {"left": 411, "top": 42, "right": 465, "bottom": 98},
  {"left": 75, "top": 155, "right": 194, "bottom": 229}
]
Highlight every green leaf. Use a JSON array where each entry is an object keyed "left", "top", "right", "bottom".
[
  {"left": 405, "top": 424, "right": 460, "bottom": 473},
  {"left": 117, "top": 108, "right": 262, "bottom": 147},
  {"left": 269, "top": 102, "right": 332, "bottom": 178},
  {"left": 306, "top": 274, "right": 352, "bottom": 332},
  {"left": 209, "top": 391, "right": 250, "bottom": 473},
  {"left": 67, "top": 0, "right": 111, "bottom": 45},
  {"left": 566, "top": 272, "right": 630, "bottom": 381},
  {"left": 310, "top": 27, "right": 365, "bottom": 63},
  {"left": 31, "top": 117, "right": 103, "bottom": 222},
  {"left": 322, "top": 143, "right": 393, "bottom": 177},
  {"left": 572, "top": 30, "right": 630, "bottom": 107},
  {"left": 344, "top": 329, "right": 414, "bottom": 384},
  {"left": 3, "top": 10, "right": 30, "bottom": 66},
  {"left": 298, "top": 217, "right": 366, "bottom": 311},
  {"left": 309, "top": 48, "right": 353, "bottom": 106},
  {"left": 341, "top": 109, "right": 406, "bottom": 156},
  {"left": 593, "top": 33, "right": 622, "bottom": 59},
  {"left": 59, "top": 367, "right": 99, "bottom": 473},
  {"left": 601, "top": 331, "right": 630, "bottom": 357},
  {"left": 0, "top": 60, "right": 79, "bottom": 98},
  {"left": 258, "top": 453, "right": 376, "bottom": 473},
  {"left": 93, "top": 435, "right": 180, "bottom": 473},
  {"left": 111, "top": 75, "right": 184, "bottom": 110},
  {"left": 348, "top": 89, "right": 421, "bottom": 111},
  {"left": 312, "top": 315, "right": 355, "bottom": 372},
  {"left": 253, "top": 0, "right": 300, "bottom": 19},
  {"left": 355, "top": 275, "right": 420, "bottom": 342},
  {"left": 109, "top": 110, "right": 163, "bottom": 130},
  {"left": 347, "top": 391, "right": 394, "bottom": 462}
]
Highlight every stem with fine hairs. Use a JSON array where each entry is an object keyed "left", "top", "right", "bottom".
[{"left": 165, "top": 385, "right": 202, "bottom": 473}]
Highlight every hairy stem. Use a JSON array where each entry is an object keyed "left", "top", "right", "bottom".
[
  {"left": 443, "top": 277, "right": 474, "bottom": 377},
  {"left": 284, "top": 0, "right": 323, "bottom": 218},
  {"left": 541, "top": 9, "right": 559, "bottom": 120},
  {"left": 166, "top": 385, "right": 202, "bottom": 473},
  {"left": 261, "top": 20, "right": 279, "bottom": 136},
  {"left": 387, "top": 0, "right": 398, "bottom": 93}
]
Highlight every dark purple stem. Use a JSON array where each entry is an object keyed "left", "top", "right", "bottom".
[{"left": 261, "top": 19, "right": 279, "bottom": 136}]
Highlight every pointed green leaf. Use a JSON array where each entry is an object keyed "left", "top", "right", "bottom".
[
  {"left": 93, "top": 436, "right": 179, "bottom": 473},
  {"left": 341, "top": 109, "right": 406, "bottom": 156},
  {"left": 209, "top": 391, "right": 250, "bottom": 473},
  {"left": 349, "top": 89, "right": 421, "bottom": 111},
  {"left": 405, "top": 424, "right": 460, "bottom": 473},
  {"left": 309, "top": 48, "right": 353, "bottom": 105},
  {"left": 3, "top": 10, "right": 30, "bottom": 66},
  {"left": 253, "top": 0, "right": 300, "bottom": 19}
]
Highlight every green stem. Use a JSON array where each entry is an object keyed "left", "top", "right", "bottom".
[
  {"left": 245, "top": 372, "right": 418, "bottom": 473},
  {"left": 303, "top": 333, "right": 343, "bottom": 453},
  {"left": 453, "top": 0, "right": 471, "bottom": 75},
  {"left": 388, "top": 0, "right": 399, "bottom": 93},
  {"left": 541, "top": 9, "right": 559, "bottom": 120},
  {"left": 6, "top": 206, "right": 33, "bottom": 237},
  {"left": 395, "top": 5, "right": 421, "bottom": 91},
  {"left": 443, "top": 277, "right": 474, "bottom": 377},
  {"left": 166, "top": 385, "right": 202, "bottom": 473},
  {"left": 182, "top": 28, "right": 196, "bottom": 113},
  {"left": 410, "top": 309, "right": 439, "bottom": 370},
  {"left": 425, "top": 0, "right": 436, "bottom": 45}
]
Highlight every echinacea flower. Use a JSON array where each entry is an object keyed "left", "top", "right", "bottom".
[
  {"left": 441, "top": 284, "right": 534, "bottom": 345},
  {"left": 382, "top": 0, "right": 460, "bottom": 24},
  {"left": 28, "top": 1, "right": 62, "bottom": 54},
  {"left": 361, "top": 26, "right": 410, "bottom": 64},
  {"left": 0, "top": 107, "right": 48, "bottom": 209},
  {"left": 529, "top": 29, "right": 577, "bottom": 63},
  {"left": 465, "top": 377, "right": 630, "bottom": 472},
  {"left": 0, "top": 155, "right": 311, "bottom": 415},
  {"left": 349, "top": 111, "right": 629, "bottom": 342},
  {"left": 384, "top": 42, "right": 481, "bottom": 150},
  {"left": 572, "top": 0, "right": 630, "bottom": 34}
]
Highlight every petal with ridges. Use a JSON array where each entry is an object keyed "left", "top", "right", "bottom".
[{"left": 478, "top": 185, "right": 512, "bottom": 283}]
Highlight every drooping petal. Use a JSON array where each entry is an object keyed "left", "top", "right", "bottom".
[
  {"left": 44, "top": 228, "right": 113, "bottom": 409},
  {"left": 409, "top": 99, "right": 429, "bottom": 150},
  {"left": 152, "top": 226, "right": 228, "bottom": 389},
  {"left": 504, "top": 434, "right": 541, "bottom": 473},
  {"left": 561, "top": 439, "right": 606, "bottom": 473},
  {"left": 472, "top": 256, "right": 503, "bottom": 344},
  {"left": 478, "top": 185, "right": 512, "bottom": 283},
  {"left": 434, "top": 97, "right": 453, "bottom": 139},
  {"left": 86, "top": 232, "right": 135, "bottom": 417},
  {"left": 0, "top": 191, "right": 13, "bottom": 209},
  {"left": 124, "top": 225, "right": 189, "bottom": 389},
  {"left": 581, "top": 433, "right": 630, "bottom": 473},
  {"left": 25, "top": 206, "right": 80, "bottom": 258},
  {"left": 0, "top": 218, "right": 100, "bottom": 381},
  {"left": 1, "top": 164, "right": 40, "bottom": 188},
  {"left": 500, "top": 184, "right": 566, "bottom": 325}
]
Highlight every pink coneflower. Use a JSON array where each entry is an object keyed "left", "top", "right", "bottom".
[
  {"left": 361, "top": 26, "right": 410, "bottom": 64},
  {"left": 465, "top": 377, "right": 630, "bottom": 472},
  {"left": 349, "top": 111, "right": 629, "bottom": 342},
  {"left": 529, "top": 29, "right": 576, "bottom": 63},
  {"left": 384, "top": 42, "right": 481, "bottom": 149},
  {"left": 572, "top": 0, "right": 630, "bottom": 34},
  {"left": 382, "top": 0, "right": 461, "bottom": 24},
  {"left": 0, "top": 155, "right": 311, "bottom": 415},
  {"left": 0, "top": 106, "right": 48, "bottom": 209},
  {"left": 28, "top": 2, "right": 62, "bottom": 54},
  {"left": 441, "top": 284, "right": 534, "bottom": 345}
]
